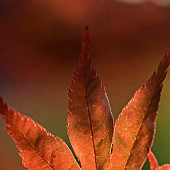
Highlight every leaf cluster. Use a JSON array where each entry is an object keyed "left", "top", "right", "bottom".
[{"left": 0, "top": 27, "right": 170, "bottom": 170}]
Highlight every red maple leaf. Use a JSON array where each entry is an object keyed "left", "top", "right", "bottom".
[{"left": 0, "top": 27, "right": 170, "bottom": 170}]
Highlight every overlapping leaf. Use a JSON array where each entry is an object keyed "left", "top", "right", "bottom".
[
  {"left": 148, "top": 150, "right": 159, "bottom": 170},
  {"left": 148, "top": 150, "right": 170, "bottom": 170},
  {"left": 0, "top": 98, "right": 80, "bottom": 170},
  {"left": 109, "top": 54, "right": 170, "bottom": 169},
  {"left": 67, "top": 27, "right": 113, "bottom": 170}
]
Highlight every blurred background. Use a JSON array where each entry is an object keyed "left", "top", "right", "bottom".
[{"left": 0, "top": 0, "right": 170, "bottom": 169}]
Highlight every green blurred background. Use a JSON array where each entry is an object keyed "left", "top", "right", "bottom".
[{"left": 0, "top": 0, "right": 170, "bottom": 169}]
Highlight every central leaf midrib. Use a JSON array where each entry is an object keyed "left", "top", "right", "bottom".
[{"left": 83, "top": 62, "right": 98, "bottom": 170}]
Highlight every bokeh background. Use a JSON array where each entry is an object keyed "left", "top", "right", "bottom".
[{"left": 0, "top": 0, "right": 170, "bottom": 169}]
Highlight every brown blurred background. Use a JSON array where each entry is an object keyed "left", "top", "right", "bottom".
[{"left": 0, "top": 0, "right": 170, "bottom": 169}]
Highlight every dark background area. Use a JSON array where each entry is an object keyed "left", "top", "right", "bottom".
[{"left": 0, "top": 0, "right": 170, "bottom": 169}]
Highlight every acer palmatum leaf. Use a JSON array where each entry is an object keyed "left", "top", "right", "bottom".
[
  {"left": 110, "top": 53, "right": 170, "bottom": 170},
  {"left": 67, "top": 27, "right": 113, "bottom": 170},
  {"left": 0, "top": 27, "right": 170, "bottom": 170},
  {"left": 148, "top": 150, "right": 170, "bottom": 170},
  {"left": 0, "top": 98, "right": 80, "bottom": 170}
]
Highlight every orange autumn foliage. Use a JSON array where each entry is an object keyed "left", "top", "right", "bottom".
[{"left": 0, "top": 27, "right": 170, "bottom": 170}]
